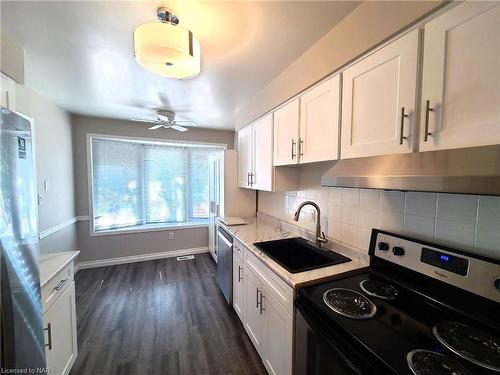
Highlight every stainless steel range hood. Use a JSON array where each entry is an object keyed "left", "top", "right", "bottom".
[{"left": 321, "top": 145, "right": 500, "bottom": 196}]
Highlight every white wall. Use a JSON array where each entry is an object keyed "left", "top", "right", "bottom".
[
  {"left": 14, "top": 85, "right": 78, "bottom": 254},
  {"left": 259, "top": 165, "right": 500, "bottom": 260},
  {"left": 235, "top": 1, "right": 441, "bottom": 129}
]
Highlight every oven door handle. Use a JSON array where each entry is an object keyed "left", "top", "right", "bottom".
[{"left": 295, "top": 299, "right": 369, "bottom": 375}]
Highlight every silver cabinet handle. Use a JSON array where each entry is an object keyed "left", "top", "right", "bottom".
[
  {"left": 256, "top": 287, "right": 260, "bottom": 308},
  {"left": 258, "top": 291, "right": 264, "bottom": 314},
  {"left": 54, "top": 277, "right": 70, "bottom": 291},
  {"left": 44, "top": 323, "right": 52, "bottom": 350},
  {"left": 400, "top": 107, "right": 409, "bottom": 145},
  {"left": 291, "top": 139, "right": 296, "bottom": 159},
  {"left": 424, "top": 100, "right": 434, "bottom": 142},
  {"left": 299, "top": 137, "right": 304, "bottom": 158},
  {"left": 238, "top": 266, "right": 242, "bottom": 282},
  {"left": 250, "top": 172, "right": 254, "bottom": 186},
  {"left": 247, "top": 172, "right": 251, "bottom": 186}
]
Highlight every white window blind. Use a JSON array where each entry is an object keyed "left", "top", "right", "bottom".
[{"left": 91, "top": 137, "right": 222, "bottom": 233}]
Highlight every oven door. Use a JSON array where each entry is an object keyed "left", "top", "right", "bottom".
[{"left": 295, "top": 299, "right": 379, "bottom": 375}]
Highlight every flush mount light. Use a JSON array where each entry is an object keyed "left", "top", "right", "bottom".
[{"left": 134, "top": 8, "right": 200, "bottom": 79}]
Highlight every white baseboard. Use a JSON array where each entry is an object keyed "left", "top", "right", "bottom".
[{"left": 77, "top": 247, "right": 209, "bottom": 270}]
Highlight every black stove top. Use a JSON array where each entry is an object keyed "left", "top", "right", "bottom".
[{"left": 297, "top": 270, "right": 500, "bottom": 375}]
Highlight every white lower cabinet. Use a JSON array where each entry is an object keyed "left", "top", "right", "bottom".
[
  {"left": 43, "top": 281, "right": 78, "bottom": 375},
  {"left": 232, "top": 255, "right": 245, "bottom": 321},
  {"left": 236, "top": 247, "right": 293, "bottom": 375},
  {"left": 261, "top": 290, "right": 293, "bottom": 375}
]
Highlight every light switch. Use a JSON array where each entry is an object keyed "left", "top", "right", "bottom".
[
  {"left": 37, "top": 193, "right": 43, "bottom": 206},
  {"left": 43, "top": 180, "right": 49, "bottom": 192}
]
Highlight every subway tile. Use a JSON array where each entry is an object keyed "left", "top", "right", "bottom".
[
  {"left": 341, "top": 223, "right": 358, "bottom": 246},
  {"left": 287, "top": 191, "right": 297, "bottom": 197},
  {"left": 305, "top": 189, "right": 317, "bottom": 199},
  {"left": 360, "top": 189, "right": 380, "bottom": 208},
  {"left": 328, "top": 201, "right": 342, "bottom": 222},
  {"left": 287, "top": 195, "right": 297, "bottom": 211},
  {"left": 328, "top": 187, "right": 343, "bottom": 202},
  {"left": 359, "top": 206, "right": 379, "bottom": 230},
  {"left": 405, "top": 192, "right": 437, "bottom": 218},
  {"left": 436, "top": 194, "right": 477, "bottom": 225},
  {"left": 327, "top": 220, "right": 341, "bottom": 239},
  {"left": 341, "top": 203, "right": 359, "bottom": 226},
  {"left": 317, "top": 189, "right": 329, "bottom": 202},
  {"left": 435, "top": 219, "right": 474, "bottom": 249},
  {"left": 475, "top": 196, "right": 500, "bottom": 254},
  {"left": 381, "top": 191, "right": 405, "bottom": 212},
  {"left": 342, "top": 188, "right": 360, "bottom": 204},
  {"left": 404, "top": 214, "right": 434, "bottom": 240},
  {"left": 357, "top": 228, "right": 372, "bottom": 252},
  {"left": 379, "top": 210, "right": 404, "bottom": 233},
  {"left": 297, "top": 190, "right": 307, "bottom": 198}
]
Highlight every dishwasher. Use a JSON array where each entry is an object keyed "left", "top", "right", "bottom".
[{"left": 216, "top": 226, "right": 233, "bottom": 304}]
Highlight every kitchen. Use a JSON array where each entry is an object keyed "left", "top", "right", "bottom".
[{"left": 1, "top": 1, "right": 499, "bottom": 375}]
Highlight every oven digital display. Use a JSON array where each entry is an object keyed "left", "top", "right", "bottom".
[{"left": 421, "top": 248, "right": 468, "bottom": 276}]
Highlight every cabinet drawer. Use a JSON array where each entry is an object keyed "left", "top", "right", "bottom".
[
  {"left": 41, "top": 262, "right": 74, "bottom": 314},
  {"left": 244, "top": 248, "right": 294, "bottom": 315},
  {"left": 233, "top": 238, "right": 244, "bottom": 261}
]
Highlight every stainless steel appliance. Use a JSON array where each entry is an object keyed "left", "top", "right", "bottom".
[
  {"left": 295, "top": 229, "right": 500, "bottom": 374},
  {"left": 1, "top": 107, "right": 46, "bottom": 371},
  {"left": 216, "top": 226, "right": 233, "bottom": 304}
]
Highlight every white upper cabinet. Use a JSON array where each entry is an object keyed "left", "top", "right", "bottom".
[
  {"left": 273, "top": 99, "right": 299, "bottom": 166},
  {"left": 299, "top": 75, "right": 341, "bottom": 163},
  {"left": 252, "top": 114, "right": 273, "bottom": 191},
  {"left": 237, "top": 124, "right": 253, "bottom": 188},
  {"left": 341, "top": 29, "right": 419, "bottom": 159},
  {"left": 420, "top": 2, "right": 500, "bottom": 151}
]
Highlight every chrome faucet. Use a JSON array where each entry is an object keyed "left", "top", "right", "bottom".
[{"left": 293, "top": 201, "right": 328, "bottom": 248}]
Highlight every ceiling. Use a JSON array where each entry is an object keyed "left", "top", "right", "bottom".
[{"left": 1, "top": 1, "right": 360, "bottom": 130}]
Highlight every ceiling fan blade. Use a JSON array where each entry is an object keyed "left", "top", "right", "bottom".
[
  {"left": 171, "top": 125, "right": 188, "bottom": 132},
  {"left": 130, "top": 118, "right": 158, "bottom": 124},
  {"left": 174, "top": 120, "right": 198, "bottom": 125},
  {"left": 148, "top": 124, "right": 165, "bottom": 130}
]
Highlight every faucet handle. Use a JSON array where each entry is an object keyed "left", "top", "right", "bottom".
[{"left": 317, "top": 231, "right": 328, "bottom": 244}]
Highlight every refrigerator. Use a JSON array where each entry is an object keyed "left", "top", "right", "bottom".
[
  {"left": 1, "top": 106, "right": 46, "bottom": 371},
  {"left": 208, "top": 150, "right": 255, "bottom": 262}
]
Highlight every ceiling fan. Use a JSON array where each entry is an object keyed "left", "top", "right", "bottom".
[{"left": 131, "top": 110, "right": 196, "bottom": 132}]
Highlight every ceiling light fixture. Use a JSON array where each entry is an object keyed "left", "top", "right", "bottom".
[{"left": 133, "top": 8, "right": 200, "bottom": 79}]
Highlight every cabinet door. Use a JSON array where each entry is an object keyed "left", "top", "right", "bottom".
[
  {"left": 299, "top": 75, "right": 341, "bottom": 163},
  {"left": 243, "top": 267, "right": 263, "bottom": 354},
  {"left": 43, "top": 282, "right": 78, "bottom": 375},
  {"left": 262, "top": 290, "right": 293, "bottom": 375},
  {"left": 237, "top": 125, "right": 253, "bottom": 188},
  {"left": 420, "top": 2, "right": 500, "bottom": 151},
  {"left": 252, "top": 114, "right": 273, "bottom": 191},
  {"left": 341, "top": 29, "right": 419, "bottom": 159},
  {"left": 273, "top": 99, "right": 299, "bottom": 166},
  {"left": 232, "top": 256, "right": 244, "bottom": 321}
]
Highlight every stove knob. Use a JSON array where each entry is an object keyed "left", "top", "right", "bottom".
[
  {"left": 378, "top": 242, "right": 389, "bottom": 251},
  {"left": 494, "top": 278, "right": 500, "bottom": 292},
  {"left": 392, "top": 247, "right": 405, "bottom": 256}
]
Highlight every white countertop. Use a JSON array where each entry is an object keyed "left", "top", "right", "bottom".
[
  {"left": 218, "top": 215, "right": 369, "bottom": 288},
  {"left": 39, "top": 251, "right": 80, "bottom": 287}
]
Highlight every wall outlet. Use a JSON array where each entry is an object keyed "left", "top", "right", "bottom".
[{"left": 168, "top": 232, "right": 174, "bottom": 240}]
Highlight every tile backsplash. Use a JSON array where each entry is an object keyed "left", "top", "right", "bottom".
[{"left": 258, "top": 188, "right": 500, "bottom": 260}]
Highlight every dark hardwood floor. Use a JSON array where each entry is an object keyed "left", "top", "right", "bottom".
[{"left": 70, "top": 253, "right": 267, "bottom": 375}]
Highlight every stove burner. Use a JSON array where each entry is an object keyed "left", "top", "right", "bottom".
[
  {"left": 407, "top": 350, "right": 473, "bottom": 375},
  {"left": 359, "top": 279, "right": 398, "bottom": 300},
  {"left": 433, "top": 322, "right": 500, "bottom": 372},
  {"left": 323, "top": 288, "right": 376, "bottom": 320}
]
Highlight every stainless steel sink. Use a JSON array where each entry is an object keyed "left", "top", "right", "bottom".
[{"left": 253, "top": 237, "right": 351, "bottom": 274}]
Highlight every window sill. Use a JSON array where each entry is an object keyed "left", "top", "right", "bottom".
[{"left": 90, "top": 221, "right": 209, "bottom": 237}]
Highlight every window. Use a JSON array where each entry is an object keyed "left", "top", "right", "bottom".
[{"left": 90, "top": 136, "right": 223, "bottom": 233}]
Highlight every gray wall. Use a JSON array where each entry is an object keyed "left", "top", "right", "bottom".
[
  {"left": 71, "top": 114, "right": 235, "bottom": 262},
  {"left": 14, "top": 85, "right": 78, "bottom": 254}
]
